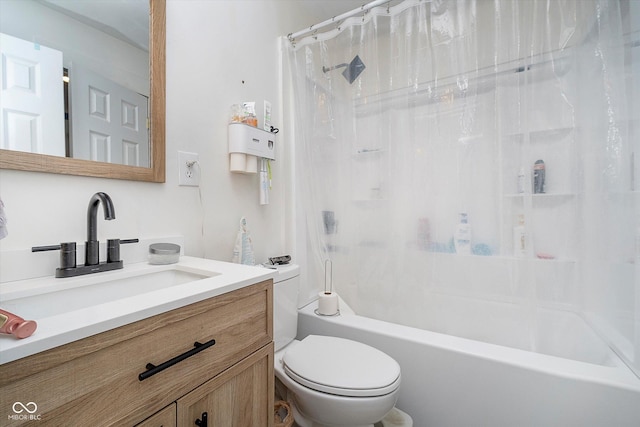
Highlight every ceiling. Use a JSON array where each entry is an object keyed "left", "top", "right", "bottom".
[
  {"left": 39, "top": 0, "right": 375, "bottom": 51},
  {"left": 41, "top": 0, "right": 149, "bottom": 51}
]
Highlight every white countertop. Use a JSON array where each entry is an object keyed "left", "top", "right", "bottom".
[{"left": 0, "top": 257, "right": 276, "bottom": 365}]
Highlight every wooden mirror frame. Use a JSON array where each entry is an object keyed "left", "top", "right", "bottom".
[{"left": 0, "top": 0, "right": 166, "bottom": 183}]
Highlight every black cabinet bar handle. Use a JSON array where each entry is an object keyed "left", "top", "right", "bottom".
[{"left": 138, "top": 339, "right": 216, "bottom": 381}]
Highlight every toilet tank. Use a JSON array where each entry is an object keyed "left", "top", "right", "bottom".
[{"left": 273, "top": 264, "right": 300, "bottom": 352}]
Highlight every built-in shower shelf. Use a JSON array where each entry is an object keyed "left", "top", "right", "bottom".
[
  {"left": 532, "top": 257, "right": 577, "bottom": 264},
  {"left": 504, "top": 192, "right": 577, "bottom": 200},
  {"left": 325, "top": 244, "right": 349, "bottom": 253},
  {"left": 413, "top": 250, "right": 577, "bottom": 264},
  {"left": 503, "top": 126, "right": 574, "bottom": 143},
  {"left": 602, "top": 190, "right": 640, "bottom": 199},
  {"left": 353, "top": 148, "right": 387, "bottom": 156},
  {"left": 357, "top": 240, "right": 387, "bottom": 248},
  {"left": 352, "top": 198, "right": 387, "bottom": 204}
]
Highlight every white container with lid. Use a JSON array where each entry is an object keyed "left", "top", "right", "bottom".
[{"left": 148, "top": 243, "right": 181, "bottom": 265}]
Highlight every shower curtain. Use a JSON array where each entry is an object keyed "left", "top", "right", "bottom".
[{"left": 287, "top": 0, "right": 638, "bottom": 375}]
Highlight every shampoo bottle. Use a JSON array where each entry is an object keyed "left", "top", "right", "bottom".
[
  {"left": 533, "top": 160, "right": 545, "bottom": 194},
  {"left": 454, "top": 213, "right": 471, "bottom": 255},
  {"left": 0, "top": 309, "right": 37, "bottom": 339},
  {"left": 513, "top": 214, "right": 527, "bottom": 258},
  {"left": 517, "top": 166, "right": 525, "bottom": 193}
]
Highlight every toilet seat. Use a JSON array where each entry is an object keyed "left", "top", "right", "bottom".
[{"left": 282, "top": 335, "right": 401, "bottom": 398}]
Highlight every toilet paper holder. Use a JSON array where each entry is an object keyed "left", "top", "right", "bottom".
[
  {"left": 316, "top": 259, "right": 340, "bottom": 316},
  {"left": 324, "top": 259, "right": 333, "bottom": 295}
]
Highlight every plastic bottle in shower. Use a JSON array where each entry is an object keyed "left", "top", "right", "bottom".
[
  {"left": 454, "top": 213, "right": 471, "bottom": 255},
  {"left": 517, "top": 166, "right": 526, "bottom": 193},
  {"left": 533, "top": 160, "right": 545, "bottom": 194},
  {"left": 513, "top": 214, "right": 527, "bottom": 258}
]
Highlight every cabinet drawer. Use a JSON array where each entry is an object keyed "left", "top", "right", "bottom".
[
  {"left": 0, "top": 280, "right": 272, "bottom": 426},
  {"left": 135, "top": 404, "right": 176, "bottom": 427}
]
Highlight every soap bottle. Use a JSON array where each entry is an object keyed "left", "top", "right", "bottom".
[
  {"left": 0, "top": 309, "right": 37, "bottom": 339},
  {"left": 513, "top": 214, "right": 527, "bottom": 258},
  {"left": 454, "top": 213, "right": 471, "bottom": 255},
  {"left": 417, "top": 217, "right": 431, "bottom": 250},
  {"left": 533, "top": 159, "right": 545, "bottom": 194},
  {"left": 517, "top": 166, "right": 525, "bottom": 193}
]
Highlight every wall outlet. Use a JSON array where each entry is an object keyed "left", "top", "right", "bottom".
[{"left": 178, "top": 151, "right": 200, "bottom": 186}]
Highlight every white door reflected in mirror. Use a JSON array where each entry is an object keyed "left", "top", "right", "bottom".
[
  {"left": 70, "top": 64, "right": 149, "bottom": 166},
  {"left": 0, "top": 33, "right": 65, "bottom": 156}
]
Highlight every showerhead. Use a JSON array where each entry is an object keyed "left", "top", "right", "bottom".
[
  {"left": 322, "top": 55, "right": 366, "bottom": 84},
  {"left": 343, "top": 55, "right": 366, "bottom": 83}
]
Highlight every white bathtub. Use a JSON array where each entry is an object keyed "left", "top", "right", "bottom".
[{"left": 297, "top": 297, "right": 640, "bottom": 427}]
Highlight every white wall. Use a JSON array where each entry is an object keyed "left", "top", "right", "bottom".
[{"left": 0, "top": 1, "right": 317, "bottom": 277}]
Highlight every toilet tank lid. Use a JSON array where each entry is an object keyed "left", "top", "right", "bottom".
[{"left": 268, "top": 263, "right": 299, "bottom": 283}]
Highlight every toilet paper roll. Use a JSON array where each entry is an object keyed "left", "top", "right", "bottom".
[
  {"left": 230, "top": 153, "right": 247, "bottom": 172},
  {"left": 245, "top": 155, "right": 258, "bottom": 173},
  {"left": 317, "top": 292, "right": 339, "bottom": 316}
]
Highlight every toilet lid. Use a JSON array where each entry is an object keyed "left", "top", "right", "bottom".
[{"left": 282, "top": 335, "right": 401, "bottom": 397}]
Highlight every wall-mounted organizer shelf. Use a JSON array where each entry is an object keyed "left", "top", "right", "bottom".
[{"left": 228, "top": 123, "right": 276, "bottom": 174}]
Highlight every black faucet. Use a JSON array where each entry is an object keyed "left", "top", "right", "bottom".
[
  {"left": 32, "top": 192, "right": 138, "bottom": 278},
  {"left": 85, "top": 192, "right": 115, "bottom": 266}
]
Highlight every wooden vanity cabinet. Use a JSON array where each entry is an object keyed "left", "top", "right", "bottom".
[
  {"left": 0, "top": 280, "right": 274, "bottom": 427},
  {"left": 176, "top": 342, "right": 274, "bottom": 427}
]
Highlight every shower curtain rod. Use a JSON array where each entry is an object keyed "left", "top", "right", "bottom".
[{"left": 288, "top": 0, "right": 392, "bottom": 42}]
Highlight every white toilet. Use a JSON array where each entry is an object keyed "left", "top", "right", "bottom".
[{"left": 273, "top": 264, "right": 401, "bottom": 427}]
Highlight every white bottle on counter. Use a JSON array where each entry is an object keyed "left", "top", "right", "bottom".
[
  {"left": 513, "top": 214, "right": 527, "bottom": 258},
  {"left": 454, "top": 213, "right": 471, "bottom": 255}
]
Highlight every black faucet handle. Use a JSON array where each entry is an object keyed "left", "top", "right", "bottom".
[
  {"left": 32, "top": 244, "right": 62, "bottom": 252},
  {"left": 32, "top": 242, "right": 77, "bottom": 269},
  {"left": 107, "top": 239, "right": 120, "bottom": 263},
  {"left": 107, "top": 238, "right": 139, "bottom": 263},
  {"left": 120, "top": 238, "right": 140, "bottom": 245},
  {"left": 59, "top": 242, "right": 77, "bottom": 269}
]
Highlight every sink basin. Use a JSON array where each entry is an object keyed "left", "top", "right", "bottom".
[{"left": 1, "top": 267, "right": 215, "bottom": 319}]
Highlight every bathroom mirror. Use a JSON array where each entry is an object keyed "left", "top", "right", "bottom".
[{"left": 0, "top": 0, "right": 165, "bottom": 182}]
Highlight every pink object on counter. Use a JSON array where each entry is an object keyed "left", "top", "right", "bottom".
[{"left": 0, "top": 309, "right": 37, "bottom": 339}]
